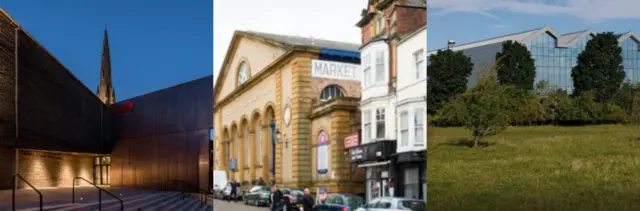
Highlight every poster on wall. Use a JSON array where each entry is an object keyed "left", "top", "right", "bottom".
[{"left": 317, "top": 131, "right": 329, "bottom": 174}]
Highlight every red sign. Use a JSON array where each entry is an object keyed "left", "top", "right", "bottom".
[
  {"left": 111, "top": 101, "right": 134, "bottom": 114},
  {"left": 344, "top": 133, "right": 359, "bottom": 149}
]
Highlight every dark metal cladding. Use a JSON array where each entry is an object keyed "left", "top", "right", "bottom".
[{"left": 110, "top": 76, "right": 213, "bottom": 191}]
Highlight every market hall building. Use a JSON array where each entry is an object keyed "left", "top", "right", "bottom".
[
  {"left": 0, "top": 8, "right": 213, "bottom": 193},
  {"left": 213, "top": 30, "right": 364, "bottom": 194}
]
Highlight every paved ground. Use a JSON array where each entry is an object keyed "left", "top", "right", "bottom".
[{"left": 214, "top": 199, "right": 269, "bottom": 211}]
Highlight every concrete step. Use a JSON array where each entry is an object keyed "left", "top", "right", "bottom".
[
  {"left": 17, "top": 192, "right": 154, "bottom": 211},
  {"left": 52, "top": 192, "right": 169, "bottom": 211},
  {"left": 143, "top": 192, "right": 186, "bottom": 211},
  {"left": 102, "top": 192, "right": 179, "bottom": 211}
]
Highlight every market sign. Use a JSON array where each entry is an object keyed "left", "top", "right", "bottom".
[
  {"left": 311, "top": 60, "right": 360, "bottom": 81},
  {"left": 344, "top": 133, "right": 359, "bottom": 149}
]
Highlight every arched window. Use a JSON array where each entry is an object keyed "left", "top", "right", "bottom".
[
  {"left": 255, "top": 121, "right": 262, "bottom": 166},
  {"left": 237, "top": 61, "right": 250, "bottom": 86},
  {"left": 245, "top": 126, "right": 250, "bottom": 168},
  {"left": 320, "top": 85, "right": 344, "bottom": 101}
]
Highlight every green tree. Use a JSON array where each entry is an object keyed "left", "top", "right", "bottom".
[
  {"left": 441, "top": 68, "right": 510, "bottom": 148},
  {"left": 427, "top": 49, "right": 473, "bottom": 114},
  {"left": 505, "top": 88, "right": 545, "bottom": 125},
  {"left": 630, "top": 83, "right": 640, "bottom": 123},
  {"left": 495, "top": 40, "right": 536, "bottom": 90},
  {"left": 571, "top": 32, "right": 625, "bottom": 101},
  {"left": 614, "top": 81, "right": 635, "bottom": 114}
]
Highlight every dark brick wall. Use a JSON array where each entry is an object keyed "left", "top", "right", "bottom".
[
  {"left": 394, "top": 6, "right": 426, "bottom": 38},
  {"left": 16, "top": 29, "right": 111, "bottom": 154},
  {"left": 0, "top": 13, "right": 17, "bottom": 146},
  {"left": 110, "top": 76, "right": 213, "bottom": 191}
]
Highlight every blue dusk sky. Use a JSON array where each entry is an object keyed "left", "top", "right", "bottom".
[
  {"left": 428, "top": 0, "right": 640, "bottom": 51},
  {"left": 2, "top": 0, "right": 213, "bottom": 100}
]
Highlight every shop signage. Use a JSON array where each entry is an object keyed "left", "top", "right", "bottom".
[
  {"left": 350, "top": 147, "right": 365, "bottom": 161},
  {"left": 317, "top": 131, "right": 329, "bottom": 174},
  {"left": 311, "top": 60, "right": 360, "bottom": 81},
  {"left": 348, "top": 140, "right": 396, "bottom": 163},
  {"left": 344, "top": 133, "right": 359, "bottom": 149}
]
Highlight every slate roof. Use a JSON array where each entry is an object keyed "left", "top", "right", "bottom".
[{"left": 241, "top": 30, "right": 360, "bottom": 52}]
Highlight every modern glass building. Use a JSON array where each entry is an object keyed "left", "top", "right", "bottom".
[{"left": 427, "top": 26, "right": 640, "bottom": 91}]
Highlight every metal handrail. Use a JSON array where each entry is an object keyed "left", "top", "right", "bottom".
[
  {"left": 165, "top": 179, "right": 212, "bottom": 207},
  {"left": 12, "top": 174, "right": 42, "bottom": 211},
  {"left": 72, "top": 177, "right": 123, "bottom": 211}
]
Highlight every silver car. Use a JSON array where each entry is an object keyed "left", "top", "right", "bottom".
[{"left": 355, "top": 197, "right": 425, "bottom": 211}]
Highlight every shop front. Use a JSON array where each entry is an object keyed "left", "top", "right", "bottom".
[
  {"left": 394, "top": 151, "right": 426, "bottom": 200},
  {"left": 347, "top": 140, "right": 396, "bottom": 202}
]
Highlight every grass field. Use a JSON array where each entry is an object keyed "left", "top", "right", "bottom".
[{"left": 427, "top": 125, "right": 640, "bottom": 211}]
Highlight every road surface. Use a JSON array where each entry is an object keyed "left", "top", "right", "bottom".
[{"left": 214, "top": 199, "right": 269, "bottom": 211}]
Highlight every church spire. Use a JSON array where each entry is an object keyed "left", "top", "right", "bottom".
[{"left": 97, "top": 27, "right": 116, "bottom": 105}]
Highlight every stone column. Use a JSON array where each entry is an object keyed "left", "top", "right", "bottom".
[
  {"left": 330, "top": 110, "right": 354, "bottom": 193},
  {"left": 290, "top": 55, "right": 313, "bottom": 188}
]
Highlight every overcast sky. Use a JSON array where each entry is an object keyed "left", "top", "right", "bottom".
[{"left": 213, "top": 0, "right": 363, "bottom": 86}]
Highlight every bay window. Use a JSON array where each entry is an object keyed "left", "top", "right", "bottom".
[
  {"left": 414, "top": 108, "right": 425, "bottom": 146},
  {"left": 363, "top": 110, "right": 372, "bottom": 143},
  {"left": 400, "top": 111, "right": 409, "bottom": 147},
  {"left": 376, "top": 108, "right": 385, "bottom": 139}
]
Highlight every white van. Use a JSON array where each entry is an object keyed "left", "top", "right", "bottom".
[{"left": 213, "top": 170, "right": 228, "bottom": 199}]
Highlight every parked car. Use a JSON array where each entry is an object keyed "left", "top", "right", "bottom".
[
  {"left": 221, "top": 182, "right": 244, "bottom": 200},
  {"left": 281, "top": 188, "right": 305, "bottom": 210},
  {"left": 354, "top": 197, "right": 426, "bottom": 211},
  {"left": 313, "top": 194, "right": 365, "bottom": 211},
  {"left": 244, "top": 185, "right": 271, "bottom": 206}
]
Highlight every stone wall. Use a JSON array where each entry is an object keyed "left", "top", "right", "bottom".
[{"left": 17, "top": 150, "right": 93, "bottom": 188}]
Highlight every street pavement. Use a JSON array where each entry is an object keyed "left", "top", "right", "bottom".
[{"left": 214, "top": 199, "right": 269, "bottom": 211}]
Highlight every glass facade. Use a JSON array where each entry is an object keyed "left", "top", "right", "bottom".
[
  {"left": 621, "top": 38, "right": 640, "bottom": 83},
  {"left": 527, "top": 32, "right": 591, "bottom": 92}
]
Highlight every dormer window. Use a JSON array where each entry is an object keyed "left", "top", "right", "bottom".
[
  {"left": 237, "top": 61, "right": 250, "bottom": 86},
  {"left": 376, "top": 15, "right": 384, "bottom": 35},
  {"left": 320, "top": 85, "right": 345, "bottom": 101}
]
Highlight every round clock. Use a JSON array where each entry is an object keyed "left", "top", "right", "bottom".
[{"left": 283, "top": 105, "right": 292, "bottom": 127}]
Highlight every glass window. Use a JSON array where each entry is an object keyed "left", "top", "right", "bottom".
[
  {"left": 414, "top": 49, "right": 425, "bottom": 79},
  {"left": 320, "top": 85, "right": 344, "bottom": 101},
  {"left": 235, "top": 133, "right": 240, "bottom": 161},
  {"left": 414, "top": 108, "right": 425, "bottom": 146},
  {"left": 398, "top": 200, "right": 426, "bottom": 211},
  {"left": 400, "top": 111, "right": 409, "bottom": 147},
  {"left": 237, "top": 62, "right": 250, "bottom": 86},
  {"left": 375, "top": 108, "right": 385, "bottom": 139},
  {"left": 325, "top": 195, "right": 345, "bottom": 205},
  {"left": 363, "top": 53, "right": 371, "bottom": 87},
  {"left": 377, "top": 198, "right": 392, "bottom": 209},
  {"left": 346, "top": 195, "right": 364, "bottom": 208},
  {"left": 245, "top": 127, "right": 250, "bottom": 167},
  {"left": 255, "top": 122, "right": 262, "bottom": 166},
  {"left": 375, "top": 50, "right": 385, "bottom": 83},
  {"left": 376, "top": 16, "right": 383, "bottom": 34},
  {"left": 366, "top": 198, "right": 381, "bottom": 208},
  {"left": 225, "top": 138, "right": 230, "bottom": 162},
  {"left": 404, "top": 168, "right": 420, "bottom": 199},
  {"left": 363, "top": 110, "right": 372, "bottom": 143}
]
